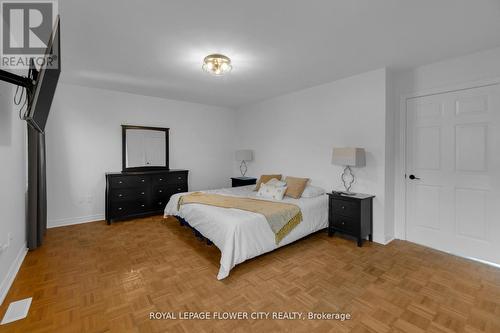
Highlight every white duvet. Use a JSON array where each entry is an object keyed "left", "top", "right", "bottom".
[{"left": 164, "top": 185, "right": 328, "bottom": 280}]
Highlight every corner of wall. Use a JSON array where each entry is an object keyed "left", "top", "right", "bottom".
[
  {"left": 0, "top": 243, "right": 28, "bottom": 305},
  {"left": 384, "top": 68, "right": 396, "bottom": 242}
]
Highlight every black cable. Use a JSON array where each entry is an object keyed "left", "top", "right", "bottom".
[
  {"left": 14, "top": 84, "right": 24, "bottom": 105},
  {"left": 14, "top": 84, "right": 30, "bottom": 120},
  {"left": 21, "top": 91, "right": 29, "bottom": 119},
  {"left": 14, "top": 70, "right": 36, "bottom": 119},
  {"left": 15, "top": 85, "right": 24, "bottom": 119}
]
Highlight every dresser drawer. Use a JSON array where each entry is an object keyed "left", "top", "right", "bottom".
[
  {"left": 151, "top": 174, "right": 170, "bottom": 185},
  {"left": 152, "top": 184, "right": 188, "bottom": 200},
  {"left": 152, "top": 186, "right": 169, "bottom": 198},
  {"left": 151, "top": 198, "right": 168, "bottom": 210},
  {"left": 110, "top": 188, "right": 149, "bottom": 203},
  {"left": 167, "top": 172, "right": 188, "bottom": 184},
  {"left": 110, "top": 175, "right": 150, "bottom": 188},
  {"left": 110, "top": 201, "right": 149, "bottom": 217},
  {"left": 169, "top": 183, "right": 188, "bottom": 194},
  {"left": 332, "top": 216, "right": 359, "bottom": 234},
  {"left": 332, "top": 199, "right": 359, "bottom": 218}
]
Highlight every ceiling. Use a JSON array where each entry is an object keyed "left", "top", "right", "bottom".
[{"left": 60, "top": 0, "right": 500, "bottom": 108}]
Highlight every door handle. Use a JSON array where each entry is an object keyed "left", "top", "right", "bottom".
[{"left": 409, "top": 174, "right": 421, "bottom": 180}]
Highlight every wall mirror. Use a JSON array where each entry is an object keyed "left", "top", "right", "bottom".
[{"left": 122, "top": 125, "right": 169, "bottom": 172}]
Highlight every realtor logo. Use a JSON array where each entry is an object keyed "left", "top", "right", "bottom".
[{"left": 1, "top": 0, "right": 58, "bottom": 68}]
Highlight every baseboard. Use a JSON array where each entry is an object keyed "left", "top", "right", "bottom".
[
  {"left": 48, "top": 214, "right": 105, "bottom": 228},
  {"left": 382, "top": 237, "right": 395, "bottom": 245},
  {"left": 0, "top": 243, "right": 27, "bottom": 306}
]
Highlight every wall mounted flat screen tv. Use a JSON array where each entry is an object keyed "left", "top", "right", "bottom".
[{"left": 26, "top": 17, "right": 61, "bottom": 133}]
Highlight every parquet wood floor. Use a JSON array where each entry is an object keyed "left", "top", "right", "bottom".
[{"left": 0, "top": 216, "right": 499, "bottom": 332}]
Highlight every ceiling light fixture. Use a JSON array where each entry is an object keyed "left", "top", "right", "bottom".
[{"left": 202, "top": 54, "right": 232, "bottom": 76}]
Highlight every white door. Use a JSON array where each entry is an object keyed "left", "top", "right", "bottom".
[{"left": 406, "top": 84, "right": 500, "bottom": 265}]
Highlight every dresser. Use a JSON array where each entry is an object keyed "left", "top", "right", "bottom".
[
  {"left": 327, "top": 192, "right": 375, "bottom": 247},
  {"left": 105, "top": 170, "right": 188, "bottom": 224},
  {"left": 231, "top": 177, "right": 257, "bottom": 187}
]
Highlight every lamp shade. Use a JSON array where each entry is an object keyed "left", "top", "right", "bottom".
[
  {"left": 332, "top": 147, "right": 366, "bottom": 167},
  {"left": 235, "top": 150, "right": 253, "bottom": 161}
]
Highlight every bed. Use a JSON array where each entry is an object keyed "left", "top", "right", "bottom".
[{"left": 164, "top": 185, "right": 328, "bottom": 280}]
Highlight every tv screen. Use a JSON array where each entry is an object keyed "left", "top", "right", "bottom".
[{"left": 26, "top": 17, "right": 60, "bottom": 133}]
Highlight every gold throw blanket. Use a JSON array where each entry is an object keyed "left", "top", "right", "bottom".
[{"left": 178, "top": 192, "right": 302, "bottom": 245}]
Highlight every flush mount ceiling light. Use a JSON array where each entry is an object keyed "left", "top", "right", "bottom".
[{"left": 202, "top": 54, "right": 232, "bottom": 76}]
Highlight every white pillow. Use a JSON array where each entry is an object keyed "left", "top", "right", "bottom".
[
  {"left": 301, "top": 185, "right": 326, "bottom": 198},
  {"left": 266, "top": 178, "right": 287, "bottom": 187},
  {"left": 257, "top": 183, "right": 288, "bottom": 200}
]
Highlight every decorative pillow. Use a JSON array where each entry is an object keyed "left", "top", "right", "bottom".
[
  {"left": 266, "top": 178, "right": 287, "bottom": 187},
  {"left": 301, "top": 185, "right": 326, "bottom": 198},
  {"left": 257, "top": 183, "right": 287, "bottom": 200},
  {"left": 284, "top": 176, "right": 309, "bottom": 199},
  {"left": 255, "top": 174, "right": 282, "bottom": 191}
]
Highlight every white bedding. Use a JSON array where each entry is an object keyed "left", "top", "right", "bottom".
[{"left": 164, "top": 185, "right": 328, "bottom": 280}]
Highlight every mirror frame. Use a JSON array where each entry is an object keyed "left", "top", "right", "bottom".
[{"left": 121, "top": 125, "right": 169, "bottom": 172}]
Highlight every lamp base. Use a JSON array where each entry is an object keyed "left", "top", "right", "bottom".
[
  {"left": 239, "top": 160, "right": 248, "bottom": 177},
  {"left": 341, "top": 166, "right": 355, "bottom": 193}
]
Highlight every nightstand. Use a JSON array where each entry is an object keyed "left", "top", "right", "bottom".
[
  {"left": 231, "top": 177, "right": 257, "bottom": 187},
  {"left": 327, "top": 192, "right": 375, "bottom": 247}
]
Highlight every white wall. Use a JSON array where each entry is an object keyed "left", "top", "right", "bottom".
[
  {"left": 45, "top": 45, "right": 500, "bottom": 241},
  {"left": 46, "top": 83, "right": 237, "bottom": 227},
  {"left": 0, "top": 82, "right": 27, "bottom": 304},
  {"left": 393, "top": 46, "right": 500, "bottom": 238},
  {"left": 235, "top": 68, "right": 392, "bottom": 244}
]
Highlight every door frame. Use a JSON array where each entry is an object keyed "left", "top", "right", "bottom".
[{"left": 396, "top": 76, "right": 500, "bottom": 241}]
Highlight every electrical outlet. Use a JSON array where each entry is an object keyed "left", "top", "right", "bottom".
[{"left": 0, "top": 233, "right": 12, "bottom": 253}]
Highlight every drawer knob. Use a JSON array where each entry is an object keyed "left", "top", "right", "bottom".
[
  {"left": 159, "top": 178, "right": 163, "bottom": 181},
  {"left": 178, "top": 177, "right": 181, "bottom": 180},
  {"left": 141, "top": 192, "right": 145, "bottom": 195},
  {"left": 119, "top": 181, "right": 123, "bottom": 184},
  {"left": 141, "top": 204, "right": 145, "bottom": 207},
  {"left": 141, "top": 179, "right": 145, "bottom": 182},
  {"left": 177, "top": 188, "right": 181, "bottom": 191},
  {"left": 158, "top": 202, "right": 163, "bottom": 205},
  {"left": 341, "top": 221, "right": 345, "bottom": 225},
  {"left": 118, "top": 207, "right": 123, "bottom": 211},
  {"left": 341, "top": 206, "right": 345, "bottom": 209},
  {"left": 118, "top": 194, "right": 123, "bottom": 197},
  {"left": 159, "top": 190, "right": 162, "bottom": 193}
]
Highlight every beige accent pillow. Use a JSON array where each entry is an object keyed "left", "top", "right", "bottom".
[
  {"left": 284, "top": 177, "right": 309, "bottom": 199},
  {"left": 255, "top": 174, "right": 282, "bottom": 191}
]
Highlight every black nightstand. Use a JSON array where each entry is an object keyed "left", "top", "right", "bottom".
[
  {"left": 327, "top": 192, "right": 375, "bottom": 247},
  {"left": 231, "top": 177, "right": 257, "bottom": 187}
]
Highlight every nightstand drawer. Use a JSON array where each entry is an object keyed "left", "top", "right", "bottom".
[
  {"left": 332, "top": 199, "right": 359, "bottom": 218},
  {"left": 332, "top": 216, "right": 358, "bottom": 233}
]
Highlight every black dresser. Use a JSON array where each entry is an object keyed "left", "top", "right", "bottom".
[
  {"left": 105, "top": 170, "right": 188, "bottom": 224},
  {"left": 327, "top": 192, "right": 375, "bottom": 247}
]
